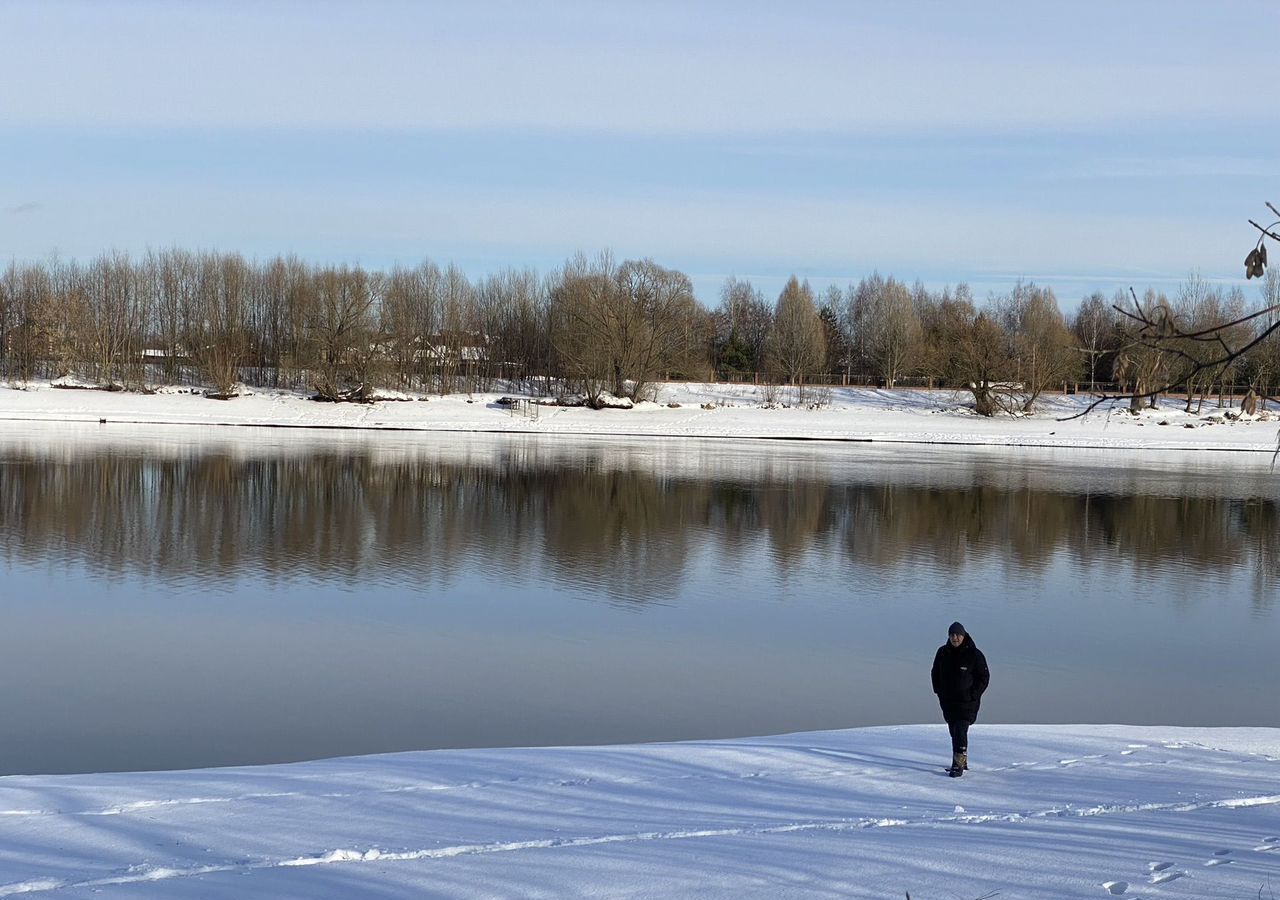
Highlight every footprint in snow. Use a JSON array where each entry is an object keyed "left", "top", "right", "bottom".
[
  {"left": 1256, "top": 836, "right": 1280, "bottom": 852},
  {"left": 1107, "top": 861, "right": 1186, "bottom": 893},
  {"left": 1204, "top": 849, "right": 1232, "bottom": 866},
  {"left": 1059, "top": 754, "right": 1106, "bottom": 766},
  {"left": 1146, "top": 862, "right": 1184, "bottom": 885}
]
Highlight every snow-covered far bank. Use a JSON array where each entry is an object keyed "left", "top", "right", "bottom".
[
  {"left": 0, "top": 725, "right": 1278, "bottom": 899},
  {"left": 2, "top": 380, "right": 1279, "bottom": 453}
]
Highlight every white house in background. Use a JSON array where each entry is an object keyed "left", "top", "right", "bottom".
[{"left": 415, "top": 331, "right": 489, "bottom": 366}]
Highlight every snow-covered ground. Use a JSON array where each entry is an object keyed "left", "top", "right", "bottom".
[
  {"left": 0, "top": 726, "right": 1277, "bottom": 898},
  {"left": 1, "top": 379, "right": 1278, "bottom": 452},
  {"left": 5, "top": 381, "right": 1279, "bottom": 897}
]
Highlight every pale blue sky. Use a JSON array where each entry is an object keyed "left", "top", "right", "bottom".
[{"left": 2, "top": 0, "right": 1277, "bottom": 307}]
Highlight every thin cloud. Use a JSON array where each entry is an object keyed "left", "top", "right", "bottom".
[
  {"left": 7, "top": 202, "right": 39, "bottom": 214},
  {"left": 0, "top": 2, "right": 1267, "bottom": 136}
]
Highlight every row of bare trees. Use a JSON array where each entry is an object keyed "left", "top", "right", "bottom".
[
  {"left": 0, "top": 250, "right": 715, "bottom": 405},
  {"left": 1069, "top": 271, "right": 1280, "bottom": 413},
  {"left": 804, "top": 272, "right": 1280, "bottom": 414},
  {"left": 0, "top": 251, "right": 532, "bottom": 399},
  {"left": 2, "top": 249, "right": 1278, "bottom": 414}
]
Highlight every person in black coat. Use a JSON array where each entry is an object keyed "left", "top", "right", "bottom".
[{"left": 931, "top": 621, "right": 989, "bottom": 777}]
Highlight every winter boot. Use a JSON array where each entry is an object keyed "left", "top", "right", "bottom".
[
  {"left": 957, "top": 751, "right": 968, "bottom": 771},
  {"left": 948, "top": 753, "right": 964, "bottom": 777}
]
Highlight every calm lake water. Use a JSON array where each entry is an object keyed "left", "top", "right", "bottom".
[{"left": 1, "top": 422, "right": 1278, "bottom": 775}]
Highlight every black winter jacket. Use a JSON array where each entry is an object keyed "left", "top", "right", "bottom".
[{"left": 931, "top": 633, "right": 989, "bottom": 716}]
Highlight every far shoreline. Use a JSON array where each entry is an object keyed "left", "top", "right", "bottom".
[
  {"left": 1, "top": 380, "right": 1278, "bottom": 456},
  {"left": 5, "top": 414, "right": 1280, "bottom": 456}
]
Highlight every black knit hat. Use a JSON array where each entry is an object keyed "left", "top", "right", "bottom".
[{"left": 948, "top": 621, "right": 966, "bottom": 636}]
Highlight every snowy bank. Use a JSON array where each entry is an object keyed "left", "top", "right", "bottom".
[
  {"left": 1, "top": 381, "right": 1279, "bottom": 452},
  {"left": 0, "top": 725, "right": 1278, "bottom": 898}
]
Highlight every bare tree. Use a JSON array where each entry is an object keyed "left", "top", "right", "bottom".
[
  {"left": 81, "top": 252, "right": 138, "bottom": 389},
  {"left": 148, "top": 249, "right": 194, "bottom": 385},
  {"left": 615, "top": 258, "right": 704, "bottom": 399},
  {"left": 1071, "top": 291, "right": 1120, "bottom": 392},
  {"left": 995, "top": 281, "right": 1080, "bottom": 412},
  {"left": 1172, "top": 273, "right": 1219, "bottom": 412},
  {"left": 184, "top": 253, "right": 250, "bottom": 397},
  {"left": 767, "top": 276, "right": 825, "bottom": 389},
  {"left": 915, "top": 282, "right": 972, "bottom": 387},
  {"left": 1246, "top": 269, "right": 1280, "bottom": 411},
  {"left": 307, "top": 264, "right": 377, "bottom": 400},
  {"left": 0, "top": 267, "right": 12, "bottom": 378},
  {"left": 243, "top": 256, "right": 289, "bottom": 387},
  {"left": 1212, "top": 286, "right": 1250, "bottom": 406},
  {"left": 475, "top": 267, "right": 547, "bottom": 390},
  {"left": 0, "top": 263, "right": 56, "bottom": 381},
  {"left": 552, "top": 253, "right": 701, "bottom": 404},
  {"left": 551, "top": 253, "right": 616, "bottom": 404},
  {"left": 845, "top": 272, "right": 882, "bottom": 379},
  {"left": 40, "top": 258, "right": 88, "bottom": 379},
  {"left": 928, "top": 293, "right": 1020, "bottom": 416},
  {"left": 260, "top": 255, "right": 312, "bottom": 390},
  {"left": 1111, "top": 289, "right": 1175, "bottom": 412},
  {"left": 434, "top": 263, "right": 478, "bottom": 393},
  {"left": 866, "top": 276, "right": 922, "bottom": 388},
  {"left": 381, "top": 262, "right": 440, "bottom": 391}
]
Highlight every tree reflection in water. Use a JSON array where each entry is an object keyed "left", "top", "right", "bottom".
[{"left": 1, "top": 437, "right": 1276, "bottom": 604}]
